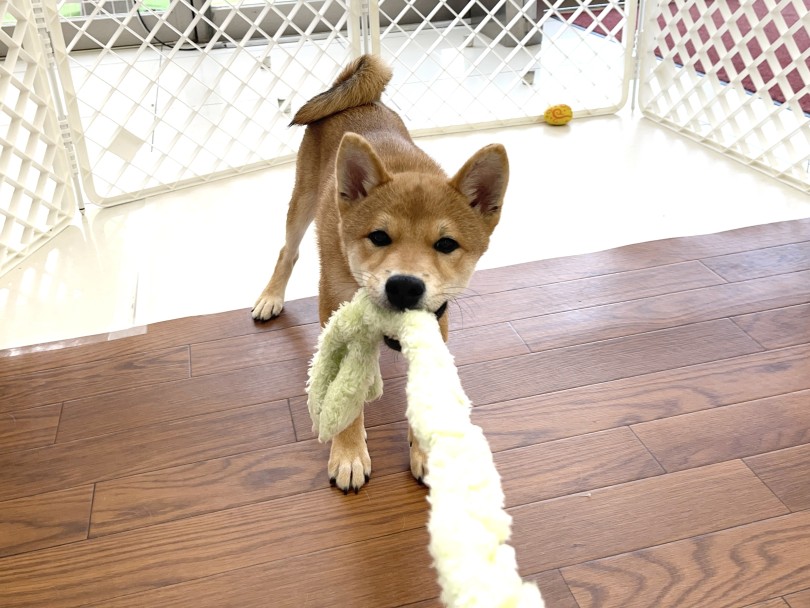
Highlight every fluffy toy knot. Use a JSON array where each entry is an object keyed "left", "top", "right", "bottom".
[{"left": 307, "top": 289, "right": 545, "bottom": 608}]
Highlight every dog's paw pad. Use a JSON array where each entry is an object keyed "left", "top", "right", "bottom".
[
  {"left": 410, "top": 441, "right": 429, "bottom": 486},
  {"left": 328, "top": 440, "right": 372, "bottom": 493},
  {"left": 252, "top": 295, "right": 284, "bottom": 321}
]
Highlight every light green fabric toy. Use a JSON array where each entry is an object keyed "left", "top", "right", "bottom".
[{"left": 308, "top": 290, "right": 544, "bottom": 608}]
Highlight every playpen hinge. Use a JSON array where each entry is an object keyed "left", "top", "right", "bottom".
[
  {"left": 30, "top": 0, "right": 56, "bottom": 66},
  {"left": 31, "top": 0, "right": 87, "bottom": 208},
  {"left": 54, "top": 113, "right": 86, "bottom": 210},
  {"left": 349, "top": 0, "right": 377, "bottom": 56},
  {"left": 57, "top": 117, "right": 82, "bottom": 180},
  {"left": 629, "top": 0, "right": 644, "bottom": 110}
]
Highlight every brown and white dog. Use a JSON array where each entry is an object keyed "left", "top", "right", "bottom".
[{"left": 252, "top": 54, "right": 509, "bottom": 493}]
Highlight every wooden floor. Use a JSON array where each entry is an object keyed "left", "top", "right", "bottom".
[{"left": 1, "top": 218, "right": 809, "bottom": 608}]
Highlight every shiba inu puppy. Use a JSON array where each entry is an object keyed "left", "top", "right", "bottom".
[{"left": 252, "top": 54, "right": 509, "bottom": 493}]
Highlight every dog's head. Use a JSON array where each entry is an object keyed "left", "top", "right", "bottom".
[{"left": 335, "top": 132, "right": 509, "bottom": 314}]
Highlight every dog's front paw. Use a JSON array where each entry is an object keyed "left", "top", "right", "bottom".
[
  {"left": 409, "top": 438, "right": 429, "bottom": 486},
  {"left": 252, "top": 293, "right": 284, "bottom": 321},
  {"left": 328, "top": 438, "right": 372, "bottom": 494}
]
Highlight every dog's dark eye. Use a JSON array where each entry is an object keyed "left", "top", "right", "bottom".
[
  {"left": 368, "top": 230, "right": 392, "bottom": 247},
  {"left": 434, "top": 237, "right": 459, "bottom": 254}
]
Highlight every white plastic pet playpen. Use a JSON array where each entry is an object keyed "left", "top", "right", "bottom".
[{"left": 1, "top": 0, "right": 808, "bottom": 278}]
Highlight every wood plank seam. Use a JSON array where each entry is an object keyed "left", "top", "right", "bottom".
[
  {"left": 511, "top": 271, "right": 809, "bottom": 355},
  {"left": 467, "top": 319, "right": 764, "bottom": 406},
  {"left": 285, "top": 398, "right": 301, "bottom": 442},
  {"left": 291, "top": 325, "right": 763, "bottom": 427},
  {"left": 552, "top": 506, "right": 796, "bottom": 559},
  {"left": 559, "top": 511, "right": 810, "bottom": 608},
  {"left": 741, "top": 459, "right": 795, "bottom": 514},
  {"left": 77, "top": 527, "right": 429, "bottom": 608},
  {"left": 547, "top": 507, "right": 805, "bottom": 590},
  {"left": 189, "top": 352, "right": 312, "bottom": 379},
  {"left": 458, "top": 261, "right": 731, "bottom": 333},
  {"left": 695, "top": 258, "right": 731, "bottom": 283},
  {"left": 699, "top": 240, "right": 810, "bottom": 282},
  {"left": 468, "top": 219, "right": 810, "bottom": 296},
  {"left": 699, "top": 238, "right": 810, "bottom": 259},
  {"left": 88, "top": 467, "right": 423, "bottom": 538},
  {"left": 507, "top": 320, "right": 531, "bottom": 350},
  {"left": 785, "top": 588, "right": 810, "bottom": 607},
  {"left": 55, "top": 403, "right": 63, "bottom": 446},
  {"left": 733, "top": 303, "right": 810, "bottom": 350},
  {"left": 472, "top": 258, "right": 724, "bottom": 292},
  {"left": 630, "top": 388, "right": 810, "bottom": 472},
  {"left": 627, "top": 425, "right": 668, "bottom": 472},
  {"left": 53, "top": 403, "right": 68, "bottom": 445},
  {"left": 0, "top": 345, "right": 193, "bottom": 410},
  {"left": 744, "top": 443, "right": 810, "bottom": 514},
  {"left": 729, "top": 315, "right": 769, "bottom": 350},
  {"left": 396, "top": 347, "right": 801, "bottom": 445},
  {"left": 0, "top": 404, "right": 62, "bottom": 455},
  {"left": 284, "top": 322, "right": 773, "bottom": 443},
  {"left": 86, "top": 484, "right": 97, "bottom": 541}
]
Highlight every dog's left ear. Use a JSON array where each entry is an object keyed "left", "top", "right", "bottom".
[
  {"left": 450, "top": 144, "right": 509, "bottom": 217},
  {"left": 336, "top": 132, "right": 391, "bottom": 203}
]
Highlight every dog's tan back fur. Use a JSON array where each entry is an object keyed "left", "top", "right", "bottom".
[{"left": 253, "top": 55, "right": 509, "bottom": 494}]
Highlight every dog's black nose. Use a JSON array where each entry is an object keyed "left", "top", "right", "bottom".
[{"left": 385, "top": 275, "right": 426, "bottom": 310}]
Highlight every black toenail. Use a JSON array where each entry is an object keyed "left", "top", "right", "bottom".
[
  {"left": 329, "top": 477, "right": 336, "bottom": 487},
  {"left": 343, "top": 488, "right": 349, "bottom": 495},
  {"left": 364, "top": 474, "right": 370, "bottom": 483},
  {"left": 384, "top": 335, "right": 402, "bottom": 351},
  {"left": 354, "top": 486, "right": 359, "bottom": 495}
]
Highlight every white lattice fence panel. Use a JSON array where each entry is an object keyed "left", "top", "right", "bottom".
[
  {"left": 375, "top": 0, "right": 638, "bottom": 133},
  {"left": 638, "top": 0, "right": 810, "bottom": 193},
  {"left": 0, "top": 0, "right": 76, "bottom": 277},
  {"left": 48, "top": 0, "right": 357, "bottom": 206}
]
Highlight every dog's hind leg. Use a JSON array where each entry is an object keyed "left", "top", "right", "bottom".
[{"left": 252, "top": 181, "right": 318, "bottom": 321}]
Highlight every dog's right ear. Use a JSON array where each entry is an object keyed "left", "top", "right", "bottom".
[
  {"left": 449, "top": 144, "right": 509, "bottom": 218},
  {"left": 336, "top": 133, "right": 391, "bottom": 203}
]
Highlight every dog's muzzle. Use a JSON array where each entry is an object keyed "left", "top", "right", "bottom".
[{"left": 383, "top": 301, "right": 448, "bottom": 352}]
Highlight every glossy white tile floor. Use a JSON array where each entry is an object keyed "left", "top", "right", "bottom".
[{"left": 2, "top": 105, "right": 808, "bottom": 353}]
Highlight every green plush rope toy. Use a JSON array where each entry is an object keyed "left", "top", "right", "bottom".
[{"left": 307, "top": 290, "right": 544, "bottom": 608}]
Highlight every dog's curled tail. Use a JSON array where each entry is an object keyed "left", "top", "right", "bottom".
[{"left": 290, "top": 54, "right": 393, "bottom": 126}]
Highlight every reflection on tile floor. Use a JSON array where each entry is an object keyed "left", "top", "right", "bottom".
[
  {"left": 1, "top": 20, "right": 809, "bottom": 351},
  {"left": 2, "top": 107, "right": 808, "bottom": 352}
]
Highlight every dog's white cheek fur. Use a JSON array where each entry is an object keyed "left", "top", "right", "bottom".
[{"left": 345, "top": 244, "right": 386, "bottom": 306}]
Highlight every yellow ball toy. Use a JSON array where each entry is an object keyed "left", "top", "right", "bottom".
[{"left": 544, "top": 104, "right": 573, "bottom": 126}]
